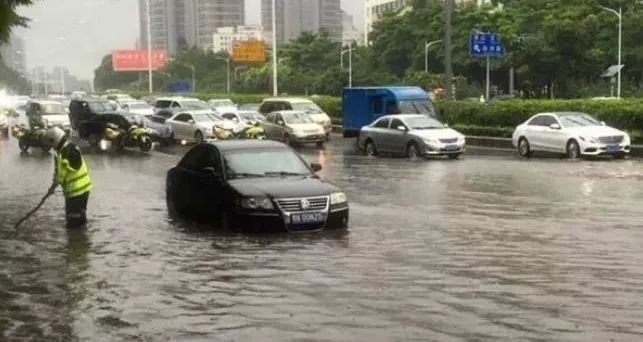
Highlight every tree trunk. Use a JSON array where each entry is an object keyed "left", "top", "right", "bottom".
[{"left": 444, "top": 0, "right": 454, "bottom": 100}]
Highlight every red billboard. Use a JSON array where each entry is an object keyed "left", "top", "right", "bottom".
[{"left": 112, "top": 50, "right": 168, "bottom": 71}]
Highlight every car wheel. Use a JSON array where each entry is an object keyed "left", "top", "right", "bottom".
[
  {"left": 365, "top": 139, "right": 377, "bottom": 156},
  {"left": 518, "top": 137, "right": 531, "bottom": 157},
  {"left": 194, "top": 131, "right": 204, "bottom": 144},
  {"left": 448, "top": 153, "right": 460, "bottom": 160},
  {"left": 316, "top": 141, "right": 325, "bottom": 148},
  {"left": 283, "top": 134, "right": 291, "bottom": 146},
  {"left": 139, "top": 136, "right": 152, "bottom": 152},
  {"left": 614, "top": 153, "right": 626, "bottom": 160},
  {"left": 18, "top": 139, "right": 29, "bottom": 152},
  {"left": 566, "top": 139, "right": 581, "bottom": 159},
  {"left": 217, "top": 210, "right": 234, "bottom": 230},
  {"left": 407, "top": 142, "right": 420, "bottom": 159}
]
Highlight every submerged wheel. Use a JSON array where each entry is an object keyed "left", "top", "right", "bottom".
[
  {"left": 18, "top": 139, "right": 29, "bottom": 152},
  {"left": 407, "top": 142, "right": 419, "bottom": 159},
  {"left": 316, "top": 141, "right": 325, "bottom": 148},
  {"left": 448, "top": 153, "right": 460, "bottom": 160},
  {"left": 194, "top": 131, "right": 204, "bottom": 144},
  {"left": 365, "top": 139, "right": 377, "bottom": 156},
  {"left": 283, "top": 134, "right": 291, "bottom": 146},
  {"left": 566, "top": 139, "right": 581, "bottom": 159},
  {"left": 139, "top": 137, "right": 152, "bottom": 152},
  {"left": 518, "top": 138, "right": 531, "bottom": 157}
]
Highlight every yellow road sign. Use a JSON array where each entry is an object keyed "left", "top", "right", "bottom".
[{"left": 232, "top": 41, "right": 266, "bottom": 63}]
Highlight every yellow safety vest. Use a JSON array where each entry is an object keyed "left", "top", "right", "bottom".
[{"left": 55, "top": 143, "right": 92, "bottom": 198}]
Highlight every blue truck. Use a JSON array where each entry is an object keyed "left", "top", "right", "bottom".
[{"left": 342, "top": 86, "right": 436, "bottom": 137}]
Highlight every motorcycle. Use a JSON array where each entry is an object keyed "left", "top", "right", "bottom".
[
  {"left": 93, "top": 122, "right": 152, "bottom": 152},
  {"left": 211, "top": 121, "right": 266, "bottom": 141},
  {"left": 10, "top": 124, "right": 50, "bottom": 153}
]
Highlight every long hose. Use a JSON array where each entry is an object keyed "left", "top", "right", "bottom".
[{"left": 14, "top": 191, "right": 54, "bottom": 229}]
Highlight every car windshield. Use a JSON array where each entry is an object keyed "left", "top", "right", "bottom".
[
  {"left": 211, "top": 100, "right": 234, "bottom": 107},
  {"left": 558, "top": 114, "right": 602, "bottom": 128},
  {"left": 405, "top": 116, "right": 445, "bottom": 129},
  {"left": 40, "top": 103, "right": 65, "bottom": 115},
  {"left": 193, "top": 113, "right": 221, "bottom": 122},
  {"left": 88, "top": 101, "right": 111, "bottom": 113},
  {"left": 398, "top": 100, "right": 435, "bottom": 115},
  {"left": 291, "top": 102, "right": 324, "bottom": 114},
  {"left": 183, "top": 100, "right": 210, "bottom": 110},
  {"left": 239, "top": 112, "right": 265, "bottom": 121},
  {"left": 126, "top": 102, "right": 151, "bottom": 110},
  {"left": 283, "top": 112, "right": 314, "bottom": 124},
  {"left": 224, "top": 148, "right": 311, "bottom": 179}
]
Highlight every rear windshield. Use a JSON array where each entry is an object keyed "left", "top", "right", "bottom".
[
  {"left": 398, "top": 100, "right": 435, "bottom": 115},
  {"left": 155, "top": 100, "right": 172, "bottom": 108},
  {"left": 40, "top": 103, "right": 65, "bottom": 115}
]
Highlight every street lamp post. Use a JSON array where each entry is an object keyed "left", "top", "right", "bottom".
[
  {"left": 146, "top": 0, "right": 153, "bottom": 94},
  {"left": 59, "top": 67, "right": 65, "bottom": 95},
  {"left": 424, "top": 39, "right": 443, "bottom": 73},
  {"left": 214, "top": 56, "right": 231, "bottom": 94},
  {"left": 271, "top": 0, "right": 278, "bottom": 96},
  {"left": 598, "top": 5, "right": 622, "bottom": 98},
  {"left": 341, "top": 45, "right": 353, "bottom": 88}
]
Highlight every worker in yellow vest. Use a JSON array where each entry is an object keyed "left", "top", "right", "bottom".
[{"left": 43, "top": 127, "right": 92, "bottom": 227}]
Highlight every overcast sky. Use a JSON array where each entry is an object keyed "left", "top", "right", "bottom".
[{"left": 15, "top": 0, "right": 365, "bottom": 80}]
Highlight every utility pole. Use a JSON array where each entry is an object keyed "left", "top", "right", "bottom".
[
  {"left": 444, "top": 0, "right": 454, "bottom": 99},
  {"left": 146, "top": 0, "right": 153, "bottom": 94},
  {"left": 60, "top": 67, "right": 65, "bottom": 95},
  {"left": 271, "top": 0, "right": 278, "bottom": 96}
]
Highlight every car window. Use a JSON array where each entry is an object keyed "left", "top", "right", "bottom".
[
  {"left": 276, "top": 114, "right": 284, "bottom": 124},
  {"left": 171, "top": 101, "right": 181, "bottom": 108},
  {"left": 221, "top": 113, "right": 237, "bottom": 120},
  {"left": 540, "top": 115, "right": 558, "bottom": 126},
  {"left": 259, "top": 102, "right": 273, "bottom": 114},
  {"left": 374, "top": 118, "right": 390, "bottom": 128},
  {"left": 528, "top": 116, "right": 544, "bottom": 126},
  {"left": 174, "top": 113, "right": 191, "bottom": 122},
  {"left": 266, "top": 112, "right": 276, "bottom": 123},
  {"left": 179, "top": 145, "right": 208, "bottom": 171},
  {"left": 390, "top": 118, "right": 405, "bottom": 130},
  {"left": 282, "top": 102, "right": 293, "bottom": 110}
]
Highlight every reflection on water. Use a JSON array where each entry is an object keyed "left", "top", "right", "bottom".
[{"left": 1, "top": 138, "right": 643, "bottom": 341}]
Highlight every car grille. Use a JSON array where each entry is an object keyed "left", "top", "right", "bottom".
[
  {"left": 304, "top": 129, "right": 320, "bottom": 134},
  {"left": 439, "top": 138, "right": 458, "bottom": 144},
  {"left": 598, "top": 135, "right": 624, "bottom": 144},
  {"left": 276, "top": 196, "right": 328, "bottom": 213}
]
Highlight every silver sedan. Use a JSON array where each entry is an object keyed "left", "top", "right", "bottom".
[{"left": 358, "top": 114, "right": 466, "bottom": 159}]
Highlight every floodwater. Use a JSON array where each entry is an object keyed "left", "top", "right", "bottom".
[{"left": 1, "top": 135, "right": 643, "bottom": 341}]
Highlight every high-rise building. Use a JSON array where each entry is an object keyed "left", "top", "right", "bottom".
[
  {"left": 342, "top": 11, "right": 363, "bottom": 45},
  {"left": 0, "top": 35, "right": 27, "bottom": 74},
  {"left": 262, "top": 0, "right": 342, "bottom": 44},
  {"left": 364, "top": 0, "right": 411, "bottom": 39},
  {"left": 139, "top": 0, "right": 245, "bottom": 55}
]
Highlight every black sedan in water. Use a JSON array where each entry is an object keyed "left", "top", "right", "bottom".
[{"left": 166, "top": 140, "right": 349, "bottom": 232}]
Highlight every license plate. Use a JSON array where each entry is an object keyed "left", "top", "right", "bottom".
[
  {"left": 290, "top": 212, "right": 326, "bottom": 224},
  {"left": 445, "top": 144, "right": 459, "bottom": 151},
  {"left": 607, "top": 145, "right": 619, "bottom": 152}
]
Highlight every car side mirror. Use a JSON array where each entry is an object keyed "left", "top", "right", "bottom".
[
  {"left": 188, "top": 119, "right": 195, "bottom": 124},
  {"left": 310, "top": 163, "right": 322, "bottom": 172},
  {"left": 200, "top": 167, "right": 221, "bottom": 178},
  {"left": 444, "top": 123, "right": 449, "bottom": 128},
  {"left": 549, "top": 123, "right": 561, "bottom": 130},
  {"left": 600, "top": 121, "right": 606, "bottom": 126},
  {"left": 397, "top": 125, "right": 407, "bottom": 132}
]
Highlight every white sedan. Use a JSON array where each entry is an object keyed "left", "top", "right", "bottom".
[
  {"left": 166, "top": 111, "right": 236, "bottom": 144},
  {"left": 512, "top": 112, "right": 631, "bottom": 159}
]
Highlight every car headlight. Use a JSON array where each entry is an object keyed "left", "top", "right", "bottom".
[
  {"left": 240, "top": 197, "right": 274, "bottom": 210},
  {"left": 424, "top": 138, "right": 439, "bottom": 145},
  {"left": 458, "top": 135, "right": 466, "bottom": 144},
  {"left": 624, "top": 134, "right": 631, "bottom": 145},
  {"left": 579, "top": 136, "right": 597, "bottom": 144},
  {"left": 330, "top": 192, "right": 347, "bottom": 205}
]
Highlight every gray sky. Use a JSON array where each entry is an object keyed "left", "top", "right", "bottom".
[{"left": 16, "top": 0, "right": 365, "bottom": 80}]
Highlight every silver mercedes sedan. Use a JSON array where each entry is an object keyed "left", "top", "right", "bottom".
[{"left": 357, "top": 114, "right": 466, "bottom": 159}]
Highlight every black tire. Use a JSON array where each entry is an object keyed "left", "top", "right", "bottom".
[
  {"left": 448, "top": 153, "right": 460, "bottom": 160},
  {"left": 407, "top": 142, "right": 420, "bottom": 159},
  {"left": 365, "top": 139, "right": 377, "bottom": 156},
  {"left": 566, "top": 139, "right": 581, "bottom": 159},
  {"left": 18, "top": 139, "right": 29, "bottom": 152},
  {"left": 217, "top": 210, "right": 234, "bottom": 230},
  {"left": 194, "top": 131, "right": 204, "bottom": 144},
  {"left": 139, "top": 136, "right": 152, "bottom": 152},
  {"left": 316, "top": 141, "right": 325, "bottom": 148},
  {"left": 518, "top": 137, "right": 531, "bottom": 157},
  {"left": 614, "top": 153, "right": 626, "bottom": 160},
  {"left": 283, "top": 134, "right": 291, "bottom": 146}
]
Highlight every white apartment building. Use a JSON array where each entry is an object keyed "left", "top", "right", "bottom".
[{"left": 212, "top": 25, "right": 264, "bottom": 54}]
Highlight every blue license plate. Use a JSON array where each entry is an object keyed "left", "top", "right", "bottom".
[
  {"left": 607, "top": 145, "right": 619, "bottom": 152},
  {"left": 290, "top": 212, "right": 326, "bottom": 224}
]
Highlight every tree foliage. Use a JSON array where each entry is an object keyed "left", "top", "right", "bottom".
[{"left": 0, "top": 0, "right": 34, "bottom": 42}]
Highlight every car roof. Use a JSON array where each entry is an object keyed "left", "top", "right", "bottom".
[
  {"left": 262, "top": 97, "right": 312, "bottom": 103},
  {"left": 156, "top": 96, "right": 198, "bottom": 101},
  {"left": 376, "top": 114, "right": 428, "bottom": 120},
  {"left": 31, "top": 100, "right": 63, "bottom": 105},
  {"left": 273, "top": 110, "right": 306, "bottom": 115},
  {"left": 209, "top": 99, "right": 233, "bottom": 102},
  {"left": 208, "top": 140, "right": 287, "bottom": 152},
  {"left": 535, "top": 112, "right": 587, "bottom": 116}
]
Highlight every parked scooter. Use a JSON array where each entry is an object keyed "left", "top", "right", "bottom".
[
  {"left": 211, "top": 122, "right": 265, "bottom": 140},
  {"left": 11, "top": 124, "right": 50, "bottom": 153},
  {"left": 93, "top": 122, "right": 152, "bottom": 152}
]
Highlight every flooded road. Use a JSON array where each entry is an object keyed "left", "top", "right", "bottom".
[{"left": 1, "top": 135, "right": 643, "bottom": 341}]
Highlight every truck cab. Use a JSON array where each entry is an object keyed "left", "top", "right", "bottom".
[{"left": 342, "top": 86, "right": 435, "bottom": 137}]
